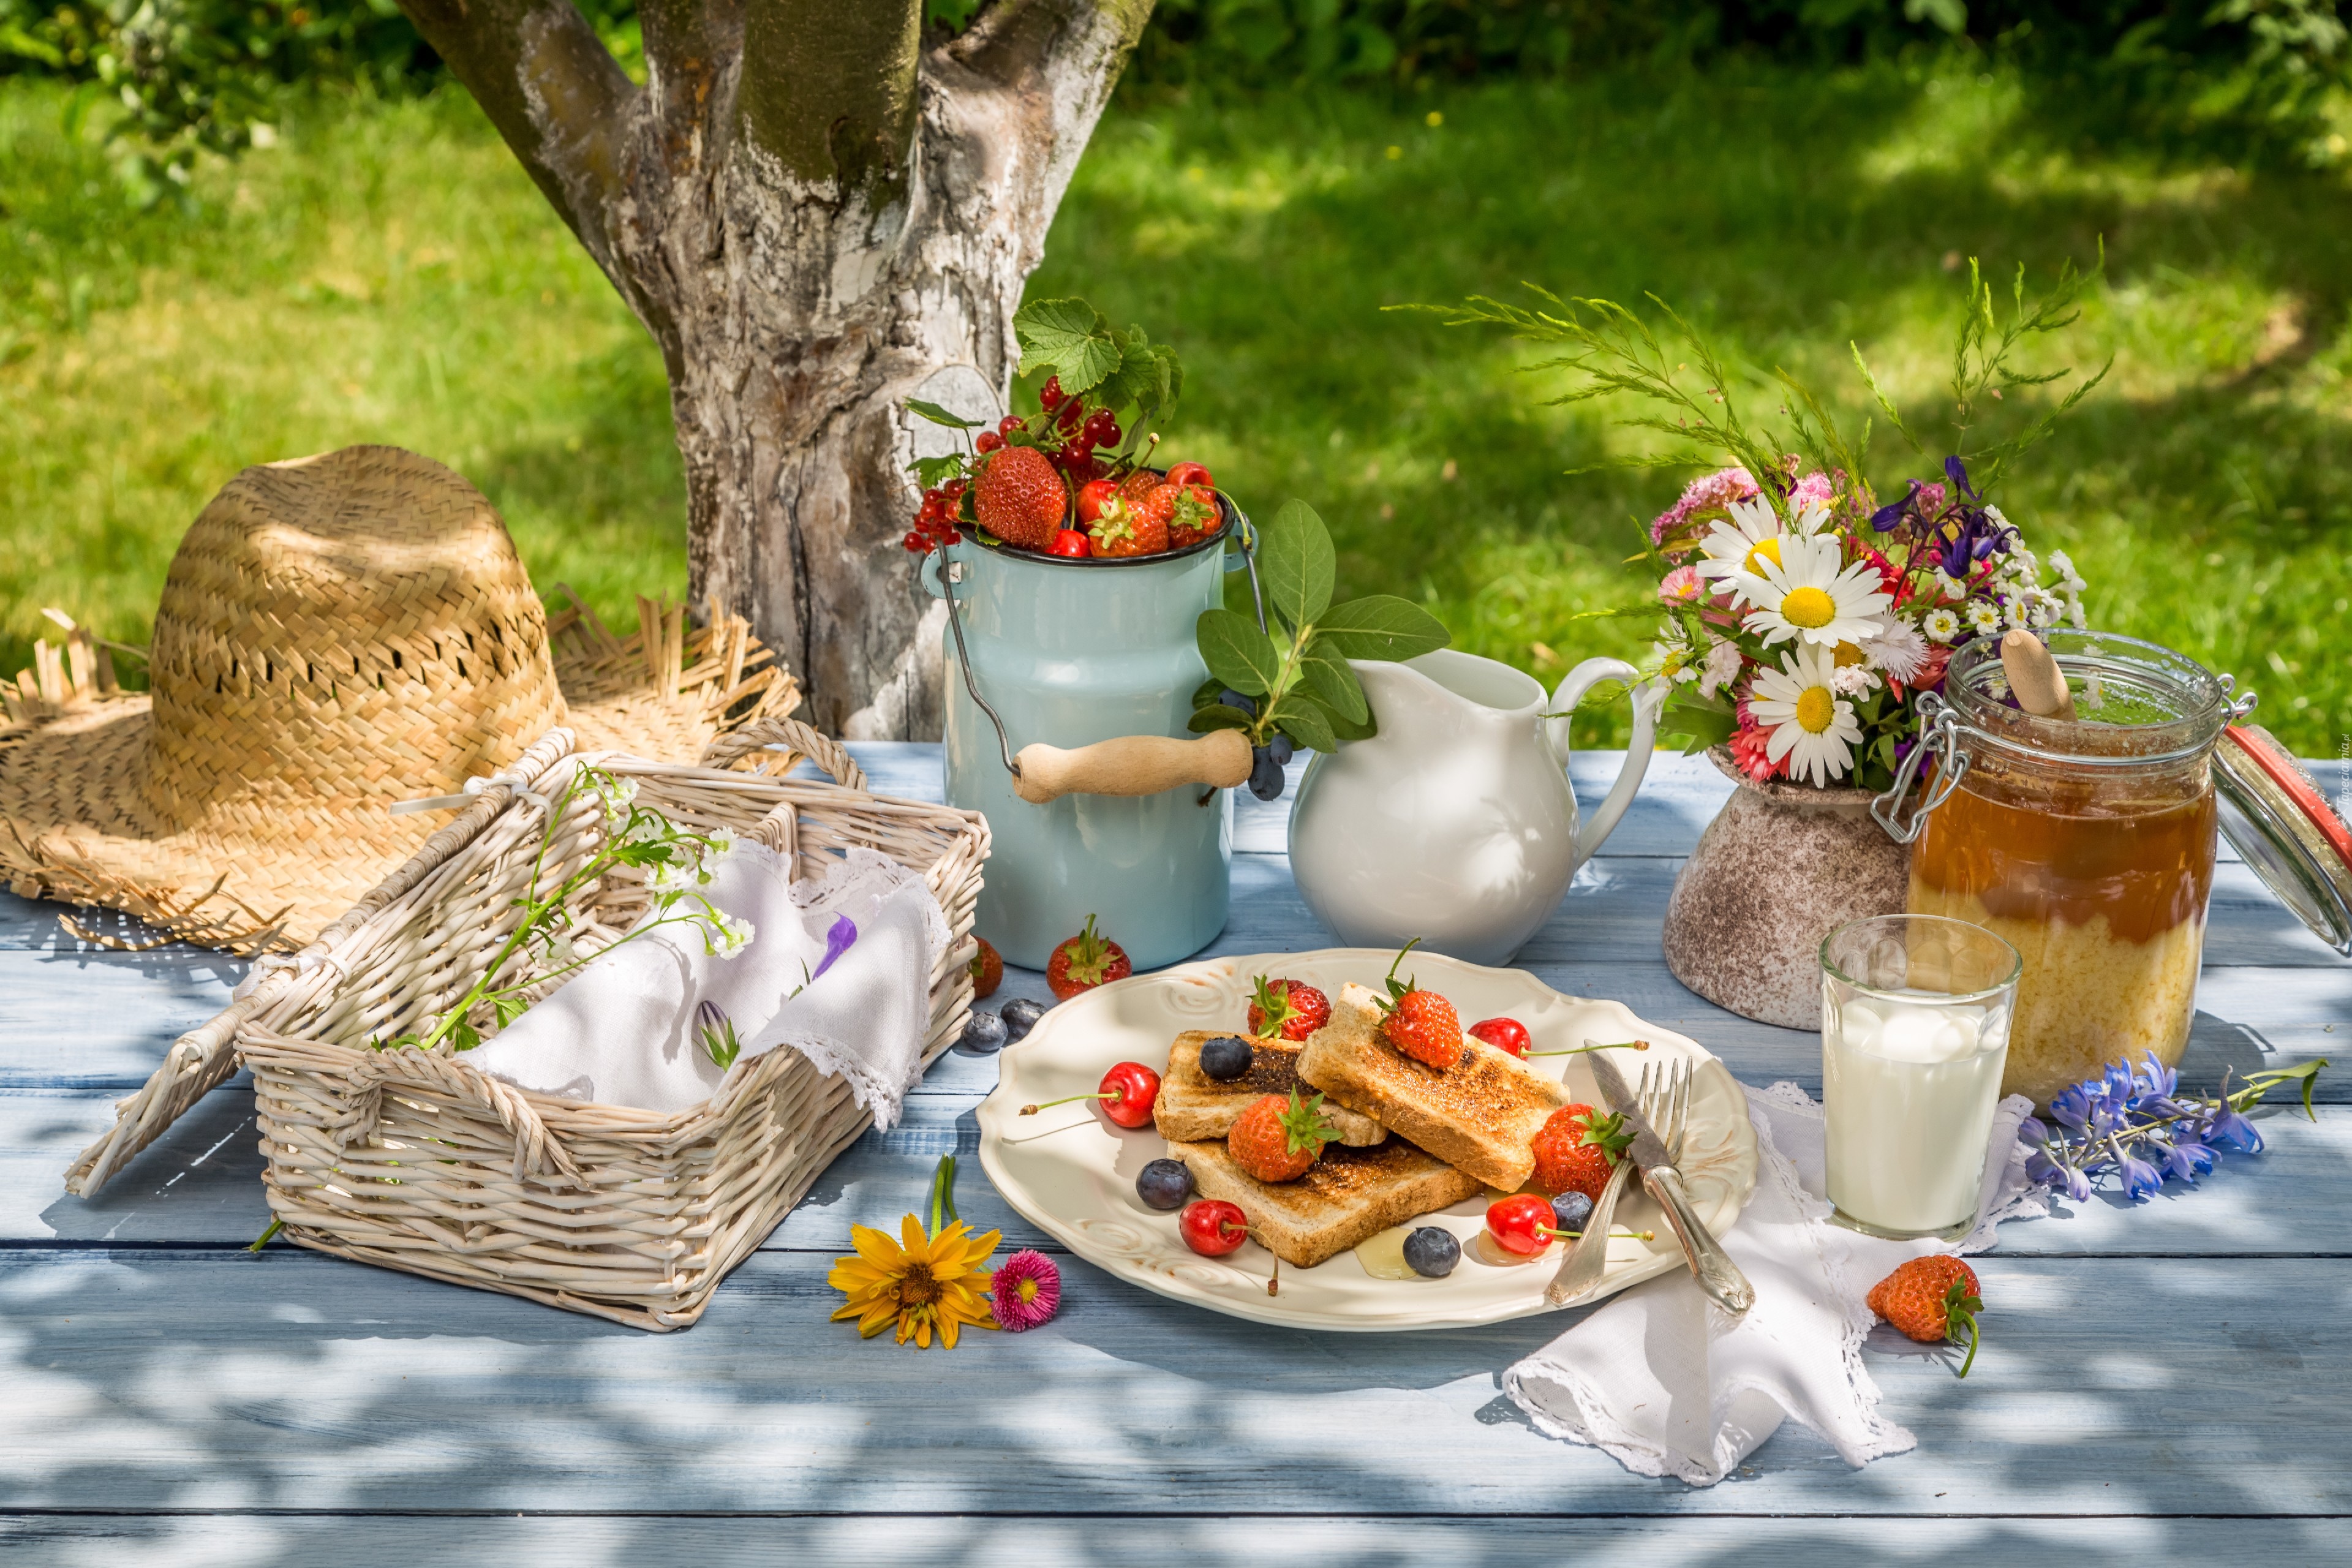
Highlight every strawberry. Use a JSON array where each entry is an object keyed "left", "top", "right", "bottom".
[
  {"left": 1087, "top": 491, "right": 1170, "bottom": 559},
  {"left": 1373, "top": 939, "right": 1464, "bottom": 1069},
  {"left": 1228, "top": 1090, "right": 1339, "bottom": 1183},
  {"left": 1531, "top": 1103, "right": 1634, "bottom": 1204},
  {"left": 1246, "top": 976, "right": 1331, "bottom": 1042},
  {"left": 974, "top": 444, "right": 1067, "bottom": 549},
  {"left": 1868, "top": 1256, "right": 1984, "bottom": 1375},
  {"left": 1046, "top": 914, "right": 1131, "bottom": 1001},
  {"left": 1117, "top": 467, "right": 1161, "bottom": 507},
  {"left": 1163, "top": 481, "right": 1221, "bottom": 549},
  {"left": 967, "top": 936, "right": 1001, "bottom": 1000}
]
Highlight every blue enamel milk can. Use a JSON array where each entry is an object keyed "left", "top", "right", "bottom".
[{"left": 921, "top": 502, "right": 1257, "bottom": 970}]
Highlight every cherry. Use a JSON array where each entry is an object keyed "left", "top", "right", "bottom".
[
  {"left": 1164, "top": 461, "right": 1215, "bottom": 490},
  {"left": 1486, "top": 1194, "right": 1560, "bottom": 1256},
  {"left": 1076, "top": 478, "right": 1120, "bottom": 524},
  {"left": 1468, "top": 1017, "right": 1532, "bottom": 1058},
  {"left": 974, "top": 431, "right": 1004, "bottom": 454},
  {"left": 1019, "top": 1061, "right": 1161, "bottom": 1129},
  {"left": 997, "top": 414, "right": 1026, "bottom": 437},
  {"left": 1040, "top": 374, "right": 1065, "bottom": 411},
  {"left": 1049, "top": 529, "right": 1090, "bottom": 558},
  {"left": 1180, "top": 1199, "right": 1247, "bottom": 1256}
]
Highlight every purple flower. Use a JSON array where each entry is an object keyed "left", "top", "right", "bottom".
[
  {"left": 2019, "top": 1116, "right": 2049, "bottom": 1146},
  {"left": 2135, "top": 1052, "right": 2178, "bottom": 1099},
  {"left": 990, "top": 1250, "right": 1062, "bottom": 1332},
  {"left": 811, "top": 913, "right": 858, "bottom": 983},
  {"left": 1945, "top": 454, "right": 1977, "bottom": 499},
  {"left": 2205, "top": 1105, "right": 2263, "bottom": 1154},
  {"left": 2162, "top": 1139, "right": 2215, "bottom": 1181},
  {"left": 2119, "top": 1152, "right": 2165, "bottom": 1201},
  {"left": 2049, "top": 1083, "right": 2095, "bottom": 1129}
]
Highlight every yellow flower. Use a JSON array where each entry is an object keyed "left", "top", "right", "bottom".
[{"left": 829, "top": 1213, "right": 1002, "bottom": 1349}]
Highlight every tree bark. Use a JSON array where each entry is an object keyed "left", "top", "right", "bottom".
[{"left": 398, "top": 0, "right": 1155, "bottom": 738}]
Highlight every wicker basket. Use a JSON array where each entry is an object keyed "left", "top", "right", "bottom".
[{"left": 225, "top": 717, "right": 988, "bottom": 1331}]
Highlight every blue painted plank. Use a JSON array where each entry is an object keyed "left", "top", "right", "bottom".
[
  {"left": 2, "top": 1514, "right": 2339, "bottom": 1563},
  {"left": 0, "top": 1246, "right": 2347, "bottom": 1516}
]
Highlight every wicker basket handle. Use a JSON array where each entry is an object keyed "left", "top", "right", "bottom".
[
  {"left": 344, "top": 1048, "right": 584, "bottom": 1185},
  {"left": 698, "top": 715, "right": 866, "bottom": 791}
]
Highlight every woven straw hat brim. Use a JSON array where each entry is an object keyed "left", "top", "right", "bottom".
[{"left": 0, "top": 447, "right": 799, "bottom": 954}]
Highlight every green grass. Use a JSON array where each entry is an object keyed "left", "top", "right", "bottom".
[{"left": 3, "top": 61, "right": 2349, "bottom": 755}]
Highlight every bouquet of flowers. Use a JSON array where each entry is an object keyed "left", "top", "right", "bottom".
[{"left": 1425, "top": 255, "right": 2110, "bottom": 792}]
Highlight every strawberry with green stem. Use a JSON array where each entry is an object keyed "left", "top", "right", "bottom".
[
  {"left": 1373, "top": 938, "right": 1465, "bottom": 1069},
  {"left": 1229, "top": 1090, "right": 1340, "bottom": 1183}
]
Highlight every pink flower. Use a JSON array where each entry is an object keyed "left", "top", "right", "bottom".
[
  {"left": 1790, "top": 469, "right": 1838, "bottom": 510},
  {"left": 1727, "top": 709, "right": 1783, "bottom": 783},
  {"left": 1659, "top": 564, "right": 1706, "bottom": 605},
  {"left": 990, "top": 1249, "right": 1061, "bottom": 1332},
  {"left": 1649, "top": 466, "right": 1760, "bottom": 548}
]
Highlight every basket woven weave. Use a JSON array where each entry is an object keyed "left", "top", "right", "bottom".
[{"left": 199, "top": 716, "right": 986, "bottom": 1330}]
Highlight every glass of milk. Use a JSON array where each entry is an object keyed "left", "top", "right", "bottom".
[{"left": 1821, "top": 913, "right": 2022, "bottom": 1240}]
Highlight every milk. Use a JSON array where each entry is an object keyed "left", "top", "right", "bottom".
[{"left": 1823, "top": 989, "right": 2011, "bottom": 1237}]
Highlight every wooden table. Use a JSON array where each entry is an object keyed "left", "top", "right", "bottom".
[{"left": 4, "top": 748, "right": 2348, "bottom": 1561}]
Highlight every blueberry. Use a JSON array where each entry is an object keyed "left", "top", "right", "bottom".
[
  {"left": 1550, "top": 1191, "right": 1595, "bottom": 1235},
  {"left": 1197, "top": 1035, "right": 1254, "bottom": 1081},
  {"left": 1268, "top": 732, "right": 1295, "bottom": 767},
  {"left": 999, "top": 997, "right": 1046, "bottom": 1043},
  {"left": 1402, "top": 1226, "right": 1460, "bottom": 1278},
  {"left": 953, "top": 1009, "right": 1008, "bottom": 1055},
  {"left": 1217, "top": 688, "right": 1258, "bottom": 718},
  {"left": 1247, "top": 748, "right": 1285, "bottom": 802},
  {"left": 1136, "top": 1158, "right": 1194, "bottom": 1211}
]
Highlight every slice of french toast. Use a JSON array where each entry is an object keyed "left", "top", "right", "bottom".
[
  {"left": 1153, "top": 1031, "right": 1386, "bottom": 1147},
  {"left": 1295, "top": 981, "right": 1570, "bottom": 1191},
  {"left": 1171, "top": 1136, "right": 1482, "bottom": 1269}
]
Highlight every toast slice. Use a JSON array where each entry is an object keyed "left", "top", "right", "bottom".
[
  {"left": 1153, "top": 1031, "right": 1386, "bottom": 1147},
  {"left": 1295, "top": 982, "right": 1570, "bottom": 1191},
  {"left": 1171, "top": 1136, "right": 1482, "bottom": 1269}
]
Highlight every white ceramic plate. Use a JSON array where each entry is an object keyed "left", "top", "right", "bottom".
[{"left": 976, "top": 949, "right": 1758, "bottom": 1332}]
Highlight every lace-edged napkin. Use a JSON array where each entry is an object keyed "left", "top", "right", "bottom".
[
  {"left": 469, "top": 846, "right": 947, "bottom": 1125},
  {"left": 1502, "top": 1082, "right": 2045, "bottom": 1486}
]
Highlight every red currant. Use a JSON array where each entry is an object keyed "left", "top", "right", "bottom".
[
  {"left": 941, "top": 478, "right": 965, "bottom": 500},
  {"left": 1180, "top": 1200, "right": 1248, "bottom": 1257},
  {"left": 1057, "top": 400, "right": 1085, "bottom": 431},
  {"left": 901, "top": 530, "right": 926, "bottom": 553},
  {"left": 1468, "top": 1017, "right": 1532, "bottom": 1058},
  {"left": 1086, "top": 415, "right": 1121, "bottom": 447},
  {"left": 974, "top": 431, "right": 1004, "bottom": 453},
  {"left": 1040, "top": 375, "right": 1065, "bottom": 411},
  {"left": 997, "top": 414, "right": 1025, "bottom": 437},
  {"left": 1485, "top": 1194, "right": 1559, "bottom": 1256}
]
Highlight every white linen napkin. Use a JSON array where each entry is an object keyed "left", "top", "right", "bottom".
[
  {"left": 741, "top": 848, "right": 951, "bottom": 1131},
  {"left": 466, "top": 840, "right": 824, "bottom": 1113},
  {"left": 467, "top": 846, "right": 947, "bottom": 1123},
  {"left": 1503, "top": 1081, "right": 2046, "bottom": 1486}
]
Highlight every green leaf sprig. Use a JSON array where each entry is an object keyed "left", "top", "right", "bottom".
[
  {"left": 1013, "top": 297, "right": 1185, "bottom": 454},
  {"left": 1189, "top": 500, "right": 1450, "bottom": 755}
]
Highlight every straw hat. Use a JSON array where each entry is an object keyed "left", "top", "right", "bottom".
[{"left": 0, "top": 445, "right": 797, "bottom": 954}]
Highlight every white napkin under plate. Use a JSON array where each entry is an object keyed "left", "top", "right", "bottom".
[
  {"left": 1504, "top": 1081, "right": 2045, "bottom": 1486},
  {"left": 469, "top": 845, "right": 946, "bottom": 1125}
]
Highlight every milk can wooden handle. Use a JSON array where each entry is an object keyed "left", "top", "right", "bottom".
[{"left": 1012, "top": 731, "right": 1253, "bottom": 804}]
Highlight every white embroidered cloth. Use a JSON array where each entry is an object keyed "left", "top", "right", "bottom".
[
  {"left": 469, "top": 846, "right": 946, "bottom": 1125},
  {"left": 1503, "top": 1081, "right": 2046, "bottom": 1486}
]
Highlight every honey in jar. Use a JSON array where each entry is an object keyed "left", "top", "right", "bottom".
[{"left": 1887, "top": 631, "right": 2236, "bottom": 1107}]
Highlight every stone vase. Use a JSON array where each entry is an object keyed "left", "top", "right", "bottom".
[{"left": 1661, "top": 747, "right": 1911, "bottom": 1030}]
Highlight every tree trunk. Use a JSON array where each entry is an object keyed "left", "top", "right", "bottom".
[{"left": 396, "top": 0, "right": 1155, "bottom": 739}]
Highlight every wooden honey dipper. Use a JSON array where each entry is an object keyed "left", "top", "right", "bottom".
[{"left": 2000, "top": 628, "right": 2078, "bottom": 722}]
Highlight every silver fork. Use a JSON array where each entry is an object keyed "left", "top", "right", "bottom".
[{"left": 1544, "top": 1060, "right": 1673, "bottom": 1308}]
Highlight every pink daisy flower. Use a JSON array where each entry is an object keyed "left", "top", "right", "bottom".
[
  {"left": 1658, "top": 564, "right": 1706, "bottom": 605},
  {"left": 990, "top": 1250, "right": 1061, "bottom": 1332}
]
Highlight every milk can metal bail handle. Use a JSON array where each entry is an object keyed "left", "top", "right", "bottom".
[
  {"left": 1870, "top": 693, "right": 1969, "bottom": 845},
  {"left": 934, "top": 518, "right": 1266, "bottom": 787}
]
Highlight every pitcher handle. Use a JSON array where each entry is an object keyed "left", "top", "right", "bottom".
[{"left": 1545, "top": 658, "right": 1662, "bottom": 866}]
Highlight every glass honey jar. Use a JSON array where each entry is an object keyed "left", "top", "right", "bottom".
[{"left": 1874, "top": 631, "right": 2249, "bottom": 1107}]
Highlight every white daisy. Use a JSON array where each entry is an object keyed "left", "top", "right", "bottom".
[
  {"left": 1692, "top": 497, "right": 1789, "bottom": 590},
  {"left": 1749, "top": 644, "right": 1864, "bottom": 786},
  {"left": 1931, "top": 570, "right": 1969, "bottom": 601},
  {"left": 1698, "top": 638, "right": 1744, "bottom": 698},
  {"left": 1733, "top": 531, "right": 1895, "bottom": 648},
  {"left": 1966, "top": 600, "right": 2002, "bottom": 634},
  {"left": 1922, "top": 608, "right": 1961, "bottom": 643},
  {"left": 1860, "top": 618, "right": 1929, "bottom": 683}
]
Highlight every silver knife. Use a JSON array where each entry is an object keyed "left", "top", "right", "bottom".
[{"left": 1590, "top": 1053, "right": 1755, "bottom": 1316}]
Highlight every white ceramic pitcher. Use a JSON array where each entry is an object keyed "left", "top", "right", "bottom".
[{"left": 1287, "top": 649, "right": 1660, "bottom": 965}]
